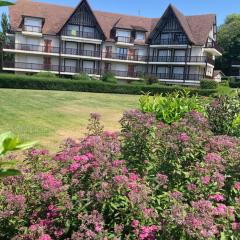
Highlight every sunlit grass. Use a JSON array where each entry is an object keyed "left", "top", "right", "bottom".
[{"left": 0, "top": 89, "right": 138, "bottom": 150}]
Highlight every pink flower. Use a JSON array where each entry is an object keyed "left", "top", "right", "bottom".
[
  {"left": 129, "top": 173, "right": 139, "bottom": 181},
  {"left": 131, "top": 220, "right": 139, "bottom": 228},
  {"left": 209, "top": 194, "right": 225, "bottom": 202},
  {"left": 38, "top": 234, "right": 52, "bottom": 240},
  {"left": 204, "top": 153, "right": 223, "bottom": 165},
  {"left": 156, "top": 173, "right": 168, "bottom": 185},
  {"left": 69, "top": 162, "right": 80, "bottom": 173},
  {"left": 187, "top": 183, "right": 197, "bottom": 191},
  {"left": 201, "top": 176, "right": 210, "bottom": 185},
  {"left": 73, "top": 155, "right": 89, "bottom": 162},
  {"left": 139, "top": 225, "right": 159, "bottom": 240},
  {"left": 40, "top": 173, "right": 62, "bottom": 191},
  {"left": 232, "top": 222, "right": 240, "bottom": 231},
  {"left": 234, "top": 182, "right": 240, "bottom": 191},
  {"left": 29, "top": 224, "right": 38, "bottom": 231},
  {"left": 178, "top": 133, "right": 189, "bottom": 142},
  {"left": 95, "top": 223, "right": 103, "bottom": 233},
  {"left": 213, "top": 204, "right": 227, "bottom": 216}
]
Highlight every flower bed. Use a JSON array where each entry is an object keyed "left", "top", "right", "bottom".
[{"left": 0, "top": 110, "right": 240, "bottom": 239}]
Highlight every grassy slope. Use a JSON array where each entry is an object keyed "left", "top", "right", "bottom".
[{"left": 0, "top": 89, "right": 138, "bottom": 150}]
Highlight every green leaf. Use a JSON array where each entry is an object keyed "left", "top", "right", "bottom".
[
  {"left": 0, "top": 169, "right": 21, "bottom": 177},
  {"left": 16, "top": 141, "right": 38, "bottom": 150}
]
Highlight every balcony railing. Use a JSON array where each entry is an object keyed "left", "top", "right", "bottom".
[
  {"left": 115, "top": 36, "right": 134, "bottom": 44},
  {"left": 152, "top": 73, "right": 204, "bottom": 81},
  {"left": 105, "top": 69, "right": 143, "bottom": 78},
  {"left": 231, "top": 60, "right": 240, "bottom": 66},
  {"left": 62, "top": 30, "right": 100, "bottom": 39},
  {"left": 103, "top": 52, "right": 148, "bottom": 62},
  {"left": 4, "top": 43, "right": 60, "bottom": 54},
  {"left": 205, "top": 41, "right": 223, "bottom": 53},
  {"left": 3, "top": 61, "right": 59, "bottom": 72},
  {"left": 23, "top": 25, "right": 42, "bottom": 33},
  {"left": 148, "top": 55, "right": 215, "bottom": 65},
  {"left": 62, "top": 48, "right": 101, "bottom": 57},
  {"left": 152, "top": 38, "right": 188, "bottom": 45}
]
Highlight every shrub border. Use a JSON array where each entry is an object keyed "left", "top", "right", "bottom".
[{"left": 0, "top": 74, "right": 217, "bottom": 96}]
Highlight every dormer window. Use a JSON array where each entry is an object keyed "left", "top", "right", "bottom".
[
  {"left": 23, "top": 17, "right": 43, "bottom": 33},
  {"left": 135, "top": 32, "right": 145, "bottom": 41},
  {"left": 116, "top": 29, "right": 132, "bottom": 43}
]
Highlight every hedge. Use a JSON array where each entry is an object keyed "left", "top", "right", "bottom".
[
  {"left": 200, "top": 79, "right": 218, "bottom": 89},
  {"left": 229, "top": 80, "right": 240, "bottom": 88},
  {"left": 0, "top": 74, "right": 217, "bottom": 96}
]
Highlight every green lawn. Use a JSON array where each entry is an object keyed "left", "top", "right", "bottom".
[{"left": 0, "top": 89, "right": 138, "bottom": 150}]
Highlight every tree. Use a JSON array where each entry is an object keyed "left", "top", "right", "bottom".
[
  {"left": 0, "top": 1, "right": 13, "bottom": 7},
  {"left": 216, "top": 14, "right": 240, "bottom": 75},
  {"left": 0, "top": 12, "right": 10, "bottom": 42}
]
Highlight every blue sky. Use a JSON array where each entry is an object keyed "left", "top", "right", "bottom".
[{"left": 1, "top": 0, "right": 240, "bottom": 25}]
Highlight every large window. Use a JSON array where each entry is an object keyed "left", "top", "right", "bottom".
[
  {"left": 24, "top": 17, "right": 42, "bottom": 33},
  {"left": 117, "top": 48, "right": 128, "bottom": 60},
  {"left": 135, "top": 32, "right": 145, "bottom": 41},
  {"left": 116, "top": 29, "right": 131, "bottom": 43}
]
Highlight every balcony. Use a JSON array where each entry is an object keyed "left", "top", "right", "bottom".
[
  {"left": 152, "top": 73, "right": 204, "bottom": 82},
  {"left": 150, "top": 38, "right": 188, "bottom": 47},
  {"left": 148, "top": 56, "right": 215, "bottom": 65},
  {"left": 3, "top": 61, "right": 100, "bottom": 75},
  {"left": 115, "top": 36, "right": 134, "bottom": 46},
  {"left": 102, "top": 52, "right": 147, "bottom": 62},
  {"left": 22, "top": 25, "right": 42, "bottom": 37},
  {"left": 61, "top": 30, "right": 102, "bottom": 44},
  {"left": 232, "top": 60, "right": 240, "bottom": 67},
  {"left": 105, "top": 69, "right": 143, "bottom": 79},
  {"left": 62, "top": 66, "right": 100, "bottom": 75},
  {"left": 204, "top": 40, "right": 222, "bottom": 56},
  {"left": 3, "top": 61, "right": 59, "bottom": 72},
  {"left": 62, "top": 48, "right": 101, "bottom": 58},
  {"left": 3, "top": 43, "right": 60, "bottom": 55}
]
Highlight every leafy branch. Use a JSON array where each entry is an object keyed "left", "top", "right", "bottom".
[{"left": 0, "top": 132, "right": 37, "bottom": 177}]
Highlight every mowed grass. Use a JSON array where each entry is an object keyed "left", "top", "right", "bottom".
[{"left": 0, "top": 89, "right": 138, "bottom": 150}]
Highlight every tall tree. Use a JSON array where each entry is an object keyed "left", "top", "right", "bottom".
[
  {"left": 216, "top": 14, "right": 240, "bottom": 75},
  {"left": 0, "top": 12, "right": 10, "bottom": 42},
  {"left": 0, "top": 1, "right": 13, "bottom": 7}
]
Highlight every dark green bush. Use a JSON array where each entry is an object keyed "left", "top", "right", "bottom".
[
  {"left": 101, "top": 72, "right": 117, "bottom": 83},
  {"left": 34, "top": 72, "right": 57, "bottom": 78},
  {"left": 72, "top": 73, "right": 92, "bottom": 81},
  {"left": 144, "top": 75, "right": 158, "bottom": 85},
  {"left": 0, "top": 74, "right": 217, "bottom": 96},
  {"left": 200, "top": 79, "right": 218, "bottom": 89},
  {"left": 229, "top": 79, "right": 240, "bottom": 88},
  {"left": 219, "top": 80, "right": 229, "bottom": 87}
]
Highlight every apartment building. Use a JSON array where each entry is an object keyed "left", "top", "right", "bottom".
[{"left": 2, "top": 0, "right": 222, "bottom": 85}]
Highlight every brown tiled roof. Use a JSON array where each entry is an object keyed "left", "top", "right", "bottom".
[{"left": 9, "top": 0, "right": 215, "bottom": 45}]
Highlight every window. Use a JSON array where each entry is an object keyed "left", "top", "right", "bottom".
[
  {"left": 117, "top": 48, "right": 128, "bottom": 60},
  {"left": 116, "top": 29, "right": 131, "bottom": 37},
  {"left": 67, "top": 25, "right": 79, "bottom": 36},
  {"left": 116, "top": 29, "right": 131, "bottom": 43},
  {"left": 83, "top": 26, "right": 95, "bottom": 33},
  {"left": 24, "top": 17, "right": 42, "bottom": 33},
  {"left": 135, "top": 32, "right": 145, "bottom": 41}
]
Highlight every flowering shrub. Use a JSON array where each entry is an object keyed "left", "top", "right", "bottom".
[
  {"left": 139, "top": 91, "right": 206, "bottom": 124},
  {"left": 0, "top": 112, "right": 240, "bottom": 239},
  {"left": 207, "top": 94, "right": 240, "bottom": 136}
]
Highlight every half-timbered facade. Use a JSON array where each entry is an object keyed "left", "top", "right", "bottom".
[{"left": 2, "top": 0, "right": 222, "bottom": 85}]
